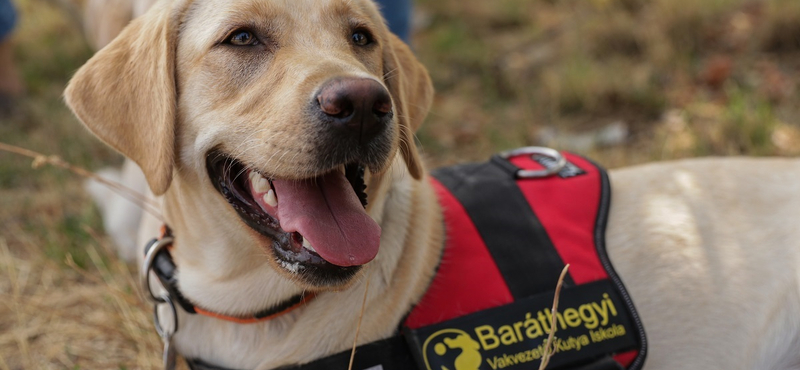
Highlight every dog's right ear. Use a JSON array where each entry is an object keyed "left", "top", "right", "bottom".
[{"left": 65, "top": 0, "right": 190, "bottom": 195}]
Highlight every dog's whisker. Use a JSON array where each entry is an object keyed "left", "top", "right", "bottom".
[
  {"left": 247, "top": 129, "right": 287, "bottom": 173},
  {"left": 232, "top": 165, "right": 251, "bottom": 184},
  {"left": 229, "top": 129, "right": 263, "bottom": 160},
  {"left": 382, "top": 67, "right": 399, "bottom": 80},
  {"left": 274, "top": 150, "right": 293, "bottom": 174}
]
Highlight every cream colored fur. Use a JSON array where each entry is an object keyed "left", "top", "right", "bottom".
[{"left": 68, "top": 0, "right": 800, "bottom": 369}]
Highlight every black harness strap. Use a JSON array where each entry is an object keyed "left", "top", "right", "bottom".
[
  {"left": 186, "top": 336, "right": 416, "bottom": 370},
  {"left": 432, "top": 157, "right": 575, "bottom": 298},
  {"left": 187, "top": 358, "right": 241, "bottom": 370},
  {"left": 278, "top": 335, "right": 416, "bottom": 370}
]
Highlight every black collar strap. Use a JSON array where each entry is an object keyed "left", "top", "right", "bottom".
[{"left": 143, "top": 226, "right": 316, "bottom": 324}]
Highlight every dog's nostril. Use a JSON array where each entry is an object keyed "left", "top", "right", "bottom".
[
  {"left": 318, "top": 94, "right": 353, "bottom": 119},
  {"left": 372, "top": 94, "right": 392, "bottom": 117}
]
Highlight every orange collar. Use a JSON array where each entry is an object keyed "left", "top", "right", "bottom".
[{"left": 145, "top": 225, "right": 316, "bottom": 324}]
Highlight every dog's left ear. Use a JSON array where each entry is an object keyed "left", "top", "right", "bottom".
[{"left": 383, "top": 34, "right": 434, "bottom": 179}]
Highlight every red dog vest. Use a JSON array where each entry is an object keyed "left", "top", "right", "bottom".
[{"left": 402, "top": 150, "right": 646, "bottom": 370}]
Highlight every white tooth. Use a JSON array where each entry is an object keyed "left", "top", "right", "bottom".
[
  {"left": 302, "top": 237, "right": 316, "bottom": 253},
  {"left": 253, "top": 176, "right": 270, "bottom": 193},
  {"left": 263, "top": 189, "right": 278, "bottom": 207}
]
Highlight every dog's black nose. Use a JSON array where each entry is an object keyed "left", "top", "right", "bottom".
[{"left": 316, "top": 77, "right": 392, "bottom": 143}]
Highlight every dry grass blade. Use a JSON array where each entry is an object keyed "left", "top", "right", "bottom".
[
  {"left": 538, "top": 264, "right": 570, "bottom": 370},
  {"left": 348, "top": 272, "right": 372, "bottom": 370},
  {"left": 0, "top": 141, "right": 164, "bottom": 221}
]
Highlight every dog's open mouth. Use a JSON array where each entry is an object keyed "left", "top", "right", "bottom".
[{"left": 206, "top": 152, "right": 380, "bottom": 284}]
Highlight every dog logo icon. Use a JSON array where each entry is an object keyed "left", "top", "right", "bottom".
[{"left": 422, "top": 329, "right": 483, "bottom": 370}]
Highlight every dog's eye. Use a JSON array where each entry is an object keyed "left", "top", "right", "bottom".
[
  {"left": 228, "top": 30, "right": 258, "bottom": 46},
  {"left": 351, "top": 30, "right": 372, "bottom": 46}
]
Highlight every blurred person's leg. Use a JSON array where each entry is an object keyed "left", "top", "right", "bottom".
[
  {"left": 0, "top": 0, "right": 23, "bottom": 98},
  {"left": 376, "top": 0, "right": 411, "bottom": 43}
]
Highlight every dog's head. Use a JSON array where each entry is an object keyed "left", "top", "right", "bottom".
[{"left": 65, "top": 0, "right": 433, "bottom": 289}]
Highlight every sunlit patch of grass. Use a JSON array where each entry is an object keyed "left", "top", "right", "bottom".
[
  {"left": 539, "top": 54, "right": 665, "bottom": 123},
  {"left": 654, "top": 86, "right": 782, "bottom": 162},
  {"left": 722, "top": 87, "right": 778, "bottom": 155}
]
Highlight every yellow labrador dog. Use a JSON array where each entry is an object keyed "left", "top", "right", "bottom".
[{"left": 65, "top": 0, "right": 800, "bottom": 369}]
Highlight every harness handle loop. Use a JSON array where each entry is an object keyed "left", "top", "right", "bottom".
[
  {"left": 497, "top": 146, "right": 567, "bottom": 178},
  {"left": 141, "top": 236, "right": 174, "bottom": 304}
]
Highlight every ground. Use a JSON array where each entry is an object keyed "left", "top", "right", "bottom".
[{"left": 0, "top": 0, "right": 798, "bottom": 368}]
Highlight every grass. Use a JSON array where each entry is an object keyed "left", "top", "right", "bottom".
[
  {"left": 0, "top": 0, "right": 156, "bottom": 368},
  {"left": 415, "top": 0, "right": 800, "bottom": 167},
  {"left": 1, "top": 0, "right": 799, "bottom": 367}
]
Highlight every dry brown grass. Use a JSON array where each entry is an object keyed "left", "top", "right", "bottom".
[
  {"left": 0, "top": 232, "right": 161, "bottom": 369},
  {"left": 0, "top": 143, "right": 164, "bottom": 368},
  {"left": 0, "top": 1, "right": 165, "bottom": 366}
]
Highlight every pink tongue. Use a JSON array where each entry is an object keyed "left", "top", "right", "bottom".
[{"left": 272, "top": 172, "right": 380, "bottom": 267}]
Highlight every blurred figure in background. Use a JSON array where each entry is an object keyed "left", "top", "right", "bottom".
[
  {"left": 0, "top": 0, "right": 20, "bottom": 89},
  {"left": 0, "top": 0, "right": 22, "bottom": 107},
  {"left": 377, "top": 0, "right": 411, "bottom": 42}
]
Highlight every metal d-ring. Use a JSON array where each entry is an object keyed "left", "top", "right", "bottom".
[
  {"left": 153, "top": 293, "right": 178, "bottom": 340},
  {"left": 141, "top": 236, "right": 174, "bottom": 304},
  {"left": 498, "top": 146, "right": 567, "bottom": 178},
  {"left": 153, "top": 293, "right": 179, "bottom": 370}
]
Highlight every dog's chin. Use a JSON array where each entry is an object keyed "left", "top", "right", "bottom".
[{"left": 205, "top": 151, "right": 379, "bottom": 289}]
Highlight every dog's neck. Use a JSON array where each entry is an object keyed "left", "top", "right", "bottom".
[{"left": 155, "top": 157, "right": 444, "bottom": 369}]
